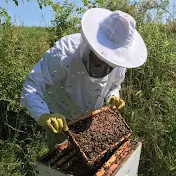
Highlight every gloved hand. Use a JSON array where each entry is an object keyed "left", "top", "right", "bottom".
[
  {"left": 37, "top": 113, "right": 69, "bottom": 133},
  {"left": 107, "top": 96, "right": 125, "bottom": 109}
]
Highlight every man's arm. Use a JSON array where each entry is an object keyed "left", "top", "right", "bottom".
[{"left": 20, "top": 41, "right": 67, "bottom": 121}]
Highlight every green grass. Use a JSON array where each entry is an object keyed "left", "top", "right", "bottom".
[
  {"left": 0, "top": 24, "right": 176, "bottom": 176},
  {"left": 122, "top": 23, "right": 176, "bottom": 175},
  {"left": 0, "top": 26, "right": 50, "bottom": 176}
]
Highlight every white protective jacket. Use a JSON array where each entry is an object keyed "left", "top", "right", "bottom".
[{"left": 20, "top": 33, "right": 126, "bottom": 121}]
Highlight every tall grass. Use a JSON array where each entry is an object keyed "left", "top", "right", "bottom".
[
  {"left": 0, "top": 26, "right": 49, "bottom": 176},
  {"left": 122, "top": 23, "right": 176, "bottom": 175},
  {"left": 0, "top": 23, "right": 175, "bottom": 175}
]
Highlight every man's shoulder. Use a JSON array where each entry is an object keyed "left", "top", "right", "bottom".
[
  {"left": 62, "top": 33, "right": 81, "bottom": 41},
  {"left": 49, "top": 33, "right": 81, "bottom": 68},
  {"left": 54, "top": 33, "right": 82, "bottom": 53}
]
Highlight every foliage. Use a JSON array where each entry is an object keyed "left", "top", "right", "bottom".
[
  {"left": 0, "top": 0, "right": 176, "bottom": 176},
  {"left": 0, "top": 26, "right": 50, "bottom": 175},
  {"left": 48, "top": 0, "right": 81, "bottom": 45},
  {"left": 121, "top": 23, "right": 176, "bottom": 175},
  {"left": 0, "top": 7, "right": 11, "bottom": 25}
]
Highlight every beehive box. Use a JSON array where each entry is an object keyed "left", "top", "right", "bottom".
[
  {"left": 36, "top": 107, "right": 141, "bottom": 176},
  {"left": 37, "top": 140, "right": 142, "bottom": 176},
  {"left": 66, "top": 107, "right": 132, "bottom": 167}
]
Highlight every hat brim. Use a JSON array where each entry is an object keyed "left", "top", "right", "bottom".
[{"left": 81, "top": 8, "right": 147, "bottom": 68}]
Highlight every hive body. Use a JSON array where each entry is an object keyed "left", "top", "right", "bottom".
[
  {"left": 37, "top": 107, "right": 142, "bottom": 176},
  {"left": 37, "top": 140, "right": 142, "bottom": 176}
]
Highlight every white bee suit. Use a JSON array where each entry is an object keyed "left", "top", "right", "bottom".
[{"left": 20, "top": 33, "right": 126, "bottom": 121}]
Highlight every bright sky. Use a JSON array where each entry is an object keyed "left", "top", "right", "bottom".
[
  {"left": 0, "top": 0, "right": 83, "bottom": 26},
  {"left": 0, "top": 0, "right": 175, "bottom": 26}
]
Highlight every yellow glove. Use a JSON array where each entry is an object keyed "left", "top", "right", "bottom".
[
  {"left": 37, "top": 113, "right": 69, "bottom": 133},
  {"left": 107, "top": 96, "right": 125, "bottom": 109}
]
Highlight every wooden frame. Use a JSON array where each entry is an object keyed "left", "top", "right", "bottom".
[{"left": 65, "top": 106, "right": 133, "bottom": 166}]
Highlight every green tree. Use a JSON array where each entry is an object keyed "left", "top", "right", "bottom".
[{"left": 0, "top": 7, "right": 11, "bottom": 25}]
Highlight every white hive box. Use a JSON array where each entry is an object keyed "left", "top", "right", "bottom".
[{"left": 36, "top": 140, "right": 142, "bottom": 176}]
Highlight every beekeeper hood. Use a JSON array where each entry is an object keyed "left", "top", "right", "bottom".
[{"left": 81, "top": 8, "right": 147, "bottom": 68}]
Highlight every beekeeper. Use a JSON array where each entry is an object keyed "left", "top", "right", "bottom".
[{"left": 20, "top": 8, "right": 147, "bottom": 150}]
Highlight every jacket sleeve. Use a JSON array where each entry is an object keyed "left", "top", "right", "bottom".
[
  {"left": 106, "top": 67, "right": 126, "bottom": 102},
  {"left": 20, "top": 42, "right": 67, "bottom": 121}
]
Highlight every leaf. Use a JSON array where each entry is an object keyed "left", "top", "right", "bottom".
[
  {"left": 83, "top": 0, "right": 88, "bottom": 6},
  {"left": 170, "top": 166, "right": 176, "bottom": 171},
  {"left": 39, "top": 3, "right": 43, "bottom": 9},
  {"left": 13, "top": 0, "right": 19, "bottom": 6}
]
